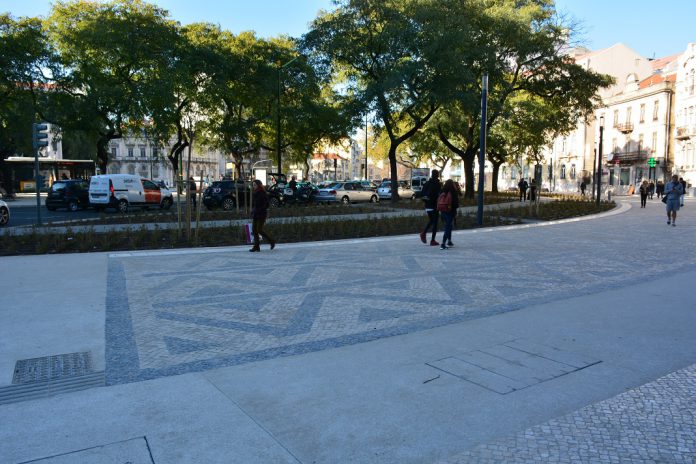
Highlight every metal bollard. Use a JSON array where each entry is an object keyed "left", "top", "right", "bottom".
[{"left": 607, "top": 190, "right": 611, "bottom": 202}]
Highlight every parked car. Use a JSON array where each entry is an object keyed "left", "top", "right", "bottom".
[
  {"left": 89, "top": 174, "right": 173, "bottom": 213},
  {"left": 45, "top": 179, "right": 90, "bottom": 212},
  {"left": 314, "top": 181, "right": 379, "bottom": 204},
  {"left": 377, "top": 180, "right": 416, "bottom": 200},
  {"left": 267, "top": 181, "right": 318, "bottom": 207},
  {"left": 202, "top": 180, "right": 252, "bottom": 210},
  {"left": 0, "top": 199, "right": 9, "bottom": 226}
]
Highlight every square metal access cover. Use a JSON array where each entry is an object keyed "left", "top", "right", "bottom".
[{"left": 13, "top": 352, "right": 94, "bottom": 384}]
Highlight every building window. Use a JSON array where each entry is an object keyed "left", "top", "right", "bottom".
[
  {"left": 127, "top": 146, "right": 134, "bottom": 157},
  {"left": 612, "top": 138, "right": 618, "bottom": 153},
  {"left": 110, "top": 146, "right": 118, "bottom": 158},
  {"left": 511, "top": 167, "right": 517, "bottom": 179},
  {"left": 639, "top": 103, "right": 645, "bottom": 123},
  {"left": 570, "top": 164, "right": 576, "bottom": 180},
  {"left": 128, "top": 165, "right": 135, "bottom": 175},
  {"left": 139, "top": 145, "right": 146, "bottom": 158},
  {"left": 625, "top": 106, "right": 632, "bottom": 124},
  {"left": 653, "top": 100, "right": 659, "bottom": 121},
  {"left": 690, "top": 70, "right": 695, "bottom": 96},
  {"left": 652, "top": 132, "right": 658, "bottom": 153},
  {"left": 638, "top": 134, "right": 644, "bottom": 154},
  {"left": 152, "top": 146, "right": 158, "bottom": 157},
  {"left": 560, "top": 164, "right": 566, "bottom": 179},
  {"left": 613, "top": 110, "right": 619, "bottom": 127}
]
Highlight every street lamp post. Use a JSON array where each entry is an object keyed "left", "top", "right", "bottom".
[
  {"left": 276, "top": 56, "right": 300, "bottom": 175},
  {"left": 596, "top": 116, "right": 604, "bottom": 206},
  {"left": 365, "top": 113, "right": 368, "bottom": 180}
]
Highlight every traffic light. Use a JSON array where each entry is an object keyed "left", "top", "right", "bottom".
[{"left": 32, "top": 123, "right": 49, "bottom": 149}]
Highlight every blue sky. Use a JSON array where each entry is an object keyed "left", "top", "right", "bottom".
[{"left": 4, "top": 0, "right": 694, "bottom": 58}]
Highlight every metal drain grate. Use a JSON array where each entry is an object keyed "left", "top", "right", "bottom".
[{"left": 13, "top": 352, "right": 94, "bottom": 384}]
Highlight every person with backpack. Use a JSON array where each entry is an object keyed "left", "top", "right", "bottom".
[
  {"left": 639, "top": 180, "right": 649, "bottom": 208},
  {"left": 249, "top": 179, "right": 277, "bottom": 252},
  {"left": 437, "top": 179, "right": 459, "bottom": 249},
  {"left": 419, "top": 169, "right": 441, "bottom": 246},
  {"left": 664, "top": 174, "right": 684, "bottom": 227}
]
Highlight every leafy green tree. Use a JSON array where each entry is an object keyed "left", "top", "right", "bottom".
[
  {"left": 0, "top": 14, "right": 51, "bottom": 189},
  {"left": 431, "top": 0, "right": 612, "bottom": 198},
  {"left": 45, "top": 0, "right": 179, "bottom": 173},
  {"left": 303, "top": 0, "right": 442, "bottom": 200}
]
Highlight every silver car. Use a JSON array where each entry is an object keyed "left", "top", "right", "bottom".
[
  {"left": 377, "top": 181, "right": 416, "bottom": 200},
  {"left": 315, "top": 181, "right": 379, "bottom": 204}
]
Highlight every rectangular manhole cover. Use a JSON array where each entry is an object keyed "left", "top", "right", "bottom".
[
  {"left": 13, "top": 352, "right": 94, "bottom": 384},
  {"left": 427, "top": 339, "right": 601, "bottom": 394},
  {"left": 20, "top": 437, "right": 154, "bottom": 464}
]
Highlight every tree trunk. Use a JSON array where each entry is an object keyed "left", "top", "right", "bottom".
[
  {"left": 96, "top": 135, "right": 111, "bottom": 174},
  {"left": 491, "top": 161, "right": 503, "bottom": 193},
  {"left": 462, "top": 153, "right": 476, "bottom": 199},
  {"left": 388, "top": 144, "right": 400, "bottom": 202}
]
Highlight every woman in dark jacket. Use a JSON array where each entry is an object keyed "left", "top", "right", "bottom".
[
  {"left": 439, "top": 179, "right": 459, "bottom": 249},
  {"left": 250, "top": 180, "right": 277, "bottom": 252},
  {"left": 419, "top": 170, "right": 441, "bottom": 246}
]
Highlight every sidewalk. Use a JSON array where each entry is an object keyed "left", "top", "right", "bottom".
[{"left": 1, "top": 197, "right": 695, "bottom": 463}]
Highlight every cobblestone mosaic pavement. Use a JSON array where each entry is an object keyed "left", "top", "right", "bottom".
[
  {"left": 439, "top": 363, "right": 696, "bottom": 463},
  {"left": 105, "top": 202, "right": 696, "bottom": 385}
]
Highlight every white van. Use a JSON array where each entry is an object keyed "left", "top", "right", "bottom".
[{"left": 89, "top": 174, "right": 173, "bottom": 213}]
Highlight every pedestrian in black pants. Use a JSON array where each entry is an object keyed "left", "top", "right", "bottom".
[
  {"left": 419, "top": 170, "right": 441, "bottom": 246},
  {"left": 249, "top": 180, "right": 277, "bottom": 252},
  {"left": 188, "top": 177, "right": 197, "bottom": 209},
  {"left": 518, "top": 178, "right": 528, "bottom": 202},
  {"left": 639, "top": 180, "right": 648, "bottom": 208}
]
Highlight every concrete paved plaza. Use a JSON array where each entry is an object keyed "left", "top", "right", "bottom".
[{"left": 1, "top": 197, "right": 695, "bottom": 463}]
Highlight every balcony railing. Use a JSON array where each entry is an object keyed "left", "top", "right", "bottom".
[
  {"left": 676, "top": 126, "right": 695, "bottom": 140},
  {"left": 615, "top": 122, "right": 634, "bottom": 133}
]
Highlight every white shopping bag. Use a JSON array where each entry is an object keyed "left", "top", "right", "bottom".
[{"left": 244, "top": 223, "right": 262, "bottom": 244}]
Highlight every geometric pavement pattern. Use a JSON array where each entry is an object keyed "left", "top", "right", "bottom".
[
  {"left": 438, "top": 363, "right": 696, "bottom": 463},
  {"left": 105, "top": 202, "right": 696, "bottom": 385}
]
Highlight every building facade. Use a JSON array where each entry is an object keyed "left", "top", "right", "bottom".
[{"left": 674, "top": 43, "right": 696, "bottom": 190}]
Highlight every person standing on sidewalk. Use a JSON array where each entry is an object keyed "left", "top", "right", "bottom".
[
  {"left": 518, "top": 178, "right": 528, "bottom": 202},
  {"left": 419, "top": 169, "right": 441, "bottom": 246},
  {"left": 639, "top": 180, "right": 649, "bottom": 208},
  {"left": 188, "top": 176, "right": 197, "bottom": 209},
  {"left": 664, "top": 175, "right": 684, "bottom": 227},
  {"left": 249, "top": 179, "right": 277, "bottom": 252},
  {"left": 438, "top": 179, "right": 459, "bottom": 249},
  {"left": 679, "top": 177, "right": 687, "bottom": 207}
]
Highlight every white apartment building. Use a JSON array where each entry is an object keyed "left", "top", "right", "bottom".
[
  {"left": 597, "top": 58, "right": 677, "bottom": 191},
  {"left": 674, "top": 43, "right": 696, "bottom": 189},
  {"left": 498, "top": 43, "right": 656, "bottom": 193},
  {"left": 106, "top": 136, "right": 226, "bottom": 186}
]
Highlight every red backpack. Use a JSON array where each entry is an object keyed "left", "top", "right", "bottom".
[{"left": 437, "top": 191, "right": 452, "bottom": 212}]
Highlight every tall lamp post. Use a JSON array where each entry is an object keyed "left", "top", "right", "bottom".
[
  {"left": 596, "top": 116, "right": 604, "bottom": 206},
  {"left": 364, "top": 113, "right": 368, "bottom": 180},
  {"left": 276, "top": 55, "right": 300, "bottom": 175}
]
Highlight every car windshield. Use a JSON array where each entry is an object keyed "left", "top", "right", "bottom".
[
  {"left": 324, "top": 183, "right": 342, "bottom": 189},
  {"left": 50, "top": 182, "right": 67, "bottom": 191},
  {"left": 379, "top": 182, "right": 391, "bottom": 188}
]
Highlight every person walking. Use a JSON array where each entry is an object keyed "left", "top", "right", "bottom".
[
  {"left": 518, "top": 178, "right": 528, "bottom": 202},
  {"left": 249, "top": 179, "right": 277, "bottom": 252},
  {"left": 580, "top": 181, "right": 586, "bottom": 196},
  {"left": 648, "top": 180, "right": 655, "bottom": 199},
  {"left": 664, "top": 174, "right": 684, "bottom": 227},
  {"left": 437, "top": 179, "right": 459, "bottom": 250},
  {"left": 419, "top": 169, "right": 441, "bottom": 246},
  {"left": 656, "top": 180, "right": 664, "bottom": 198},
  {"left": 639, "top": 180, "right": 649, "bottom": 208},
  {"left": 188, "top": 176, "right": 197, "bottom": 209},
  {"left": 529, "top": 179, "right": 537, "bottom": 202},
  {"left": 679, "top": 177, "right": 687, "bottom": 206}
]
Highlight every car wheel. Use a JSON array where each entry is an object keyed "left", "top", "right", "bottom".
[
  {"left": 341, "top": 196, "right": 350, "bottom": 205},
  {"left": 0, "top": 206, "right": 8, "bottom": 225},
  {"left": 160, "top": 197, "right": 173, "bottom": 210},
  {"left": 67, "top": 200, "right": 79, "bottom": 212},
  {"left": 370, "top": 195, "right": 378, "bottom": 203},
  {"left": 117, "top": 199, "right": 129, "bottom": 213},
  {"left": 269, "top": 197, "right": 280, "bottom": 208},
  {"left": 222, "top": 197, "right": 235, "bottom": 211}
]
